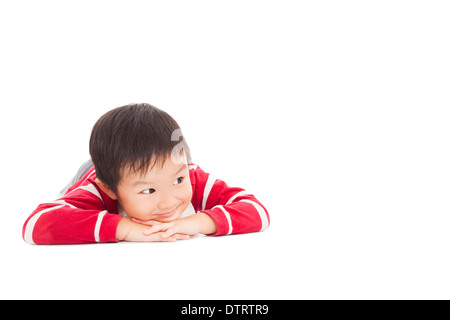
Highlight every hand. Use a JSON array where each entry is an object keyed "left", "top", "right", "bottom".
[
  {"left": 132, "top": 212, "right": 217, "bottom": 239},
  {"left": 132, "top": 217, "right": 199, "bottom": 240},
  {"left": 116, "top": 217, "right": 192, "bottom": 242}
]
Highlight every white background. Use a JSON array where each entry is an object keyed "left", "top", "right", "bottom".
[{"left": 1, "top": 0, "right": 449, "bottom": 299}]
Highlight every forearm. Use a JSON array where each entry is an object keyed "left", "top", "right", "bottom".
[
  {"left": 116, "top": 217, "right": 148, "bottom": 241},
  {"left": 23, "top": 204, "right": 121, "bottom": 245},
  {"left": 196, "top": 212, "right": 217, "bottom": 235}
]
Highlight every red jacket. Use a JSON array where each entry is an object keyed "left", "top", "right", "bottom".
[{"left": 23, "top": 164, "right": 270, "bottom": 244}]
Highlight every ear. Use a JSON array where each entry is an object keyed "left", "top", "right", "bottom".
[{"left": 95, "top": 178, "right": 119, "bottom": 200}]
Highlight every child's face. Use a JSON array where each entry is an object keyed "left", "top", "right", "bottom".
[{"left": 114, "top": 158, "right": 193, "bottom": 223}]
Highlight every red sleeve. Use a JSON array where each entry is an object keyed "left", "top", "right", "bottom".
[
  {"left": 22, "top": 169, "right": 122, "bottom": 245},
  {"left": 189, "top": 164, "right": 270, "bottom": 236}
]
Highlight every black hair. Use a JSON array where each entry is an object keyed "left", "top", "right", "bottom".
[{"left": 89, "top": 103, "right": 191, "bottom": 193}]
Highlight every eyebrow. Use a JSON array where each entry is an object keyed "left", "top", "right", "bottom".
[{"left": 132, "top": 164, "right": 188, "bottom": 187}]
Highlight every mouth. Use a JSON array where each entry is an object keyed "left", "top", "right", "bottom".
[{"left": 157, "top": 208, "right": 177, "bottom": 218}]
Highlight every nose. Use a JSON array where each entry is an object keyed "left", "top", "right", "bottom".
[{"left": 157, "top": 193, "right": 178, "bottom": 212}]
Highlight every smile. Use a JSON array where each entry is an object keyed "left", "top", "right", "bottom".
[{"left": 158, "top": 208, "right": 177, "bottom": 218}]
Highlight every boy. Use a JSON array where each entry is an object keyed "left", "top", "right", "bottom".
[{"left": 23, "top": 103, "right": 270, "bottom": 244}]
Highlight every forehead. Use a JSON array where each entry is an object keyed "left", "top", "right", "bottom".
[{"left": 121, "top": 157, "right": 187, "bottom": 185}]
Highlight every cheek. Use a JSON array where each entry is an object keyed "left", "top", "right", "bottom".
[
  {"left": 120, "top": 195, "right": 155, "bottom": 219},
  {"left": 181, "top": 183, "right": 193, "bottom": 204}
]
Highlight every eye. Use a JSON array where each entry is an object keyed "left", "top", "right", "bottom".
[
  {"left": 174, "top": 177, "right": 184, "bottom": 185},
  {"left": 141, "top": 188, "right": 155, "bottom": 194}
]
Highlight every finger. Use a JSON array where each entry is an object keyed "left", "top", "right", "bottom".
[
  {"left": 143, "top": 224, "right": 165, "bottom": 235},
  {"left": 161, "top": 226, "right": 180, "bottom": 239},
  {"left": 146, "top": 232, "right": 177, "bottom": 242},
  {"left": 158, "top": 235, "right": 177, "bottom": 242},
  {"left": 172, "top": 234, "right": 193, "bottom": 241},
  {"left": 143, "top": 222, "right": 175, "bottom": 236}
]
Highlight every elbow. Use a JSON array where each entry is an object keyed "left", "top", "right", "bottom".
[
  {"left": 256, "top": 201, "right": 270, "bottom": 232},
  {"left": 22, "top": 210, "right": 49, "bottom": 245},
  {"left": 22, "top": 204, "right": 64, "bottom": 245},
  {"left": 22, "top": 218, "right": 35, "bottom": 244}
]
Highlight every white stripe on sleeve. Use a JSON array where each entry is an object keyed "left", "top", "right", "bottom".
[
  {"left": 94, "top": 211, "right": 107, "bottom": 243},
  {"left": 213, "top": 205, "right": 233, "bottom": 235},
  {"left": 78, "top": 184, "right": 103, "bottom": 203},
  {"left": 226, "top": 190, "right": 250, "bottom": 205},
  {"left": 202, "top": 174, "right": 216, "bottom": 210},
  {"left": 239, "top": 199, "right": 269, "bottom": 231},
  {"left": 51, "top": 200, "right": 77, "bottom": 208}
]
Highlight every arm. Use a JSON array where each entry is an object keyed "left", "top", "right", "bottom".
[
  {"left": 23, "top": 202, "right": 122, "bottom": 245},
  {"left": 23, "top": 170, "right": 121, "bottom": 245},
  {"left": 190, "top": 165, "right": 270, "bottom": 236}
]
